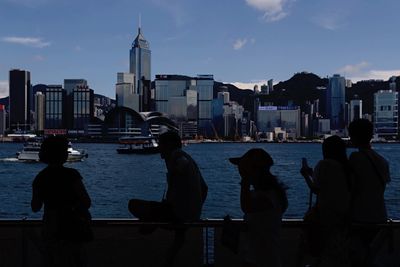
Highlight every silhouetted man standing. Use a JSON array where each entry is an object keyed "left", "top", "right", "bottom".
[{"left": 348, "top": 119, "right": 391, "bottom": 266}]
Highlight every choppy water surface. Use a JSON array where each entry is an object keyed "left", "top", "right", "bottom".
[{"left": 0, "top": 142, "right": 399, "bottom": 219}]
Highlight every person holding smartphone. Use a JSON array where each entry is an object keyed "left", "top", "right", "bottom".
[
  {"left": 230, "top": 148, "right": 288, "bottom": 267},
  {"left": 300, "top": 135, "right": 351, "bottom": 266}
]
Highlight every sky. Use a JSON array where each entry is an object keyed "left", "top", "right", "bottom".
[{"left": 1, "top": 0, "right": 400, "bottom": 98}]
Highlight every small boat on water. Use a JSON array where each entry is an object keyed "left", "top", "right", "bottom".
[
  {"left": 16, "top": 141, "right": 88, "bottom": 162},
  {"left": 117, "top": 136, "right": 159, "bottom": 154}
]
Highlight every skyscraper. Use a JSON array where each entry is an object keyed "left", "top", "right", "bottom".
[
  {"left": 9, "top": 69, "right": 31, "bottom": 131},
  {"left": 45, "top": 85, "right": 65, "bottom": 129},
  {"left": 129, "top": 25, "right": 151, "bottom": 111},
  {"left": 326, "top": 74, "right": 345, "bottom": 130}
]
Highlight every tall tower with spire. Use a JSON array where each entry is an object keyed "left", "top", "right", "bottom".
[{"left": 129, "top": 19, "right": 151, "bottom": 111}]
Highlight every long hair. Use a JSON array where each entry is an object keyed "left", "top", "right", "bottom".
[
  {"left": 322, "top": 135, "right": 349, "bottom": 172},
  {"left": 258, "top": 170, "right": 289, "bottom": 213}
]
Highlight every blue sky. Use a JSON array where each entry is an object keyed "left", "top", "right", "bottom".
[{"left": 1, "top": 0, "right": 400, "bottom": 98}]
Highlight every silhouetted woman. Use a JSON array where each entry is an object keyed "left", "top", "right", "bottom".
[
  {"left": 31, "top": 136, "right": 92, "bottom": 267},
  {"left": 301, "top": 135, "right": 351, "bottom": 266},
  {"left": 230, "top": 148, "right": 288, "bottom": 267}
]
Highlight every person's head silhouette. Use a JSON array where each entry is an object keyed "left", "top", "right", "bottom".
[
  {"left": 39, "top": 135, "right": 69, "bottom": 165},
  {"left": 158, "top": 131, "right": 182, "bottom": 159},
  {"left": 322, "top": 135, "right": 347, "bottom": 165},
  {"left": 229, "top": 148, "right": 274, "bottom": 188},
  {"left": 348, "top": 119, "right": 373, "bottom": 148}
]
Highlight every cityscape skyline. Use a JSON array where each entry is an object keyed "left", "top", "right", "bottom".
[{"left": 1, "top": 0, "right": 400, "bottom": 99}]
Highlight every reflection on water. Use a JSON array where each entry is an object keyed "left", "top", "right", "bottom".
[{"left": 0, "top": 142, "right": 399, "bottom": 219}]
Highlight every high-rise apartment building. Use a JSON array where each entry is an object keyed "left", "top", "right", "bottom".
[
  {"left": 374, "top": 90, "right": 398, "bottom": 138},
  {"left": 34, "top": 92, "right": 45, "bottom": 131},
  {"left": 45, "top": 85, "right": 65, "bottom": 129},
  {"left": 9, "top": 69, "right": 31, "bottom": 131},
  {"left": 0, "top": 104, "right": 5, "bottom": 135},
  {"left": 130, "top": 26, "right": 151, "bottom": 112},
  {"left": 326, "top": 74, "right": 346, "bottom": 130}
]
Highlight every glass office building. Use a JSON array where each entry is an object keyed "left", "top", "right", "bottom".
[
  {"left": 326, "top": 74, "right": 345, "bottom": 130},
  {"left": 155, "top": 75, "right": 213, "bottom": 136},
  {"left": 72, "top": 85, "right": 94, "bottom": 132},
  {"left": 9, "top": 69, "right": 31, "bottom": 131},
  {"left": 45, "top": 85, "right": 65, "bottom": 129}
]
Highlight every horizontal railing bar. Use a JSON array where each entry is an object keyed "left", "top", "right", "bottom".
[{"left": 0, "top": 218, "right": 399, "bottom": 228}]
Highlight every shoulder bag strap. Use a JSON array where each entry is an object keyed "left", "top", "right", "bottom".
[{"left": 361, "top": 150, "right": 386, "bottom": 187}]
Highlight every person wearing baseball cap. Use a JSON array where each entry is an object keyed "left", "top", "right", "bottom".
[{"left": 229, "top": 148, "right": 287, "bottom": 267}]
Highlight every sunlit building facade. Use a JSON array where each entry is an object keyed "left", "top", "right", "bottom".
[
  {"left": 374, "top": 90, "right": 398, "bottom": 138},
  {"left": 155, "top": 74, "right": 213, "bottom": 136}
]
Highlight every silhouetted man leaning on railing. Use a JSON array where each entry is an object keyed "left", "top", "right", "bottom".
[{"left": 128, "top": 131, "right": 208, "bottom": 267}]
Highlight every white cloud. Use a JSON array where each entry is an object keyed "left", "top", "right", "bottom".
[
  {"left": 233, "top": 38, "right": 248, "bottom": 50},
  {"left": 338, "top": 61, "right": 370, "bottom": 75},
  {"left": 0, "top": 81, "right": 9, "bottom": 98},
  {"left": 245, "top": 0, "right": 291, "bottom": 22},
  {"left": 2, "top": 36, "right": 51, "bottom": 48},
  {"left": 338, "top": 62, "right": 400, "bottom": 82},
  {"left": 350, "top": 70, "right": 400, "bottom": 82},
  {"left": 228, "top": 80, "right": 270, "bottom": 90},
  {"left": 33, "top": 55, "right": 45, "bottom": 61},
  {"left": 314, "top": 16, "right": 340, "bottom": 30}
]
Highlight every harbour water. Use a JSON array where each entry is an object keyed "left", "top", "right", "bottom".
[{"left": 0, "top": 142, "right": 399, "bottom": 219}]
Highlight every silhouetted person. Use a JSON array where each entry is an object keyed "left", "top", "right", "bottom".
[
  {"left": 301, "top": 135, "right": 351, "bottom": 266},
  {"left": 348, "top": 119, "right": 391, "bottom": 266},
  {"left": 31, "top": 135, "right": 92, "bottom": 267},
  {"left": 229, "top": 148, "right": 288, "bottom": 267},
  {"left": 128, "top": 131, "right": 208, "bottom": 267}
]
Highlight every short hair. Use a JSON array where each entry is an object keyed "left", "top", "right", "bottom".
[
  {"left": 348, "top": 119, "right": 373, "bottom": 145},
  {"left": 39, "top": 135, "right": 69, "bottom": 164},
  {"left": 158, "top": 131, "right": 182, "bottom": 149}
]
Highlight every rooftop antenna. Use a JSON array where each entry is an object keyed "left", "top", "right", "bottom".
[{"left": 138, "top": 13, "right": 142, "bottom": 33}]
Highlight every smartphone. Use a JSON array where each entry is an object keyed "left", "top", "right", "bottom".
[{"left": 301, "top": 158, "right": 309, "bottom": 168}]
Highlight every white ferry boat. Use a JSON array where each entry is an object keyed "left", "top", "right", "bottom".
[
  {"left": 117, "top": 136, "right": 159, "bottom": 154},
  {"left": 16, "top": 141, "right": 88, "bottom": 162}
]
